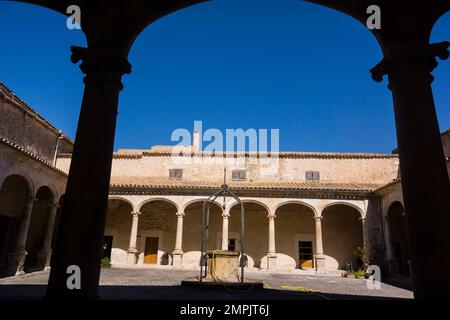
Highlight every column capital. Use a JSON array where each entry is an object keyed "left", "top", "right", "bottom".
[
  {"left": 268, "top": 213, "right": 276, "bottom": 220},
  {"left": 359, "top": 216, "right": 366, "bottom": 223},
  {"left": 222, "top": 212, "right": 230, "bottom": 218},
  {"left": 370, "top": 41, "right": 450, "bottom": 86},
  {"left": 314, "top": 216, "right": 323, "bottom": 221},
  {"left": 176, "top": 211, "right": 185, "bottom": 217},
  {"left": 131, "top": 211, "right": 141, "bottom": 217},
  {"left": 70, "top": 46, "right": 132, "bottom": 91}
]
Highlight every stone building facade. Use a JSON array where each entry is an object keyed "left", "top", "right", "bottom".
[{"left": 1, "top": 82, "right": 449, "bottom": 277}]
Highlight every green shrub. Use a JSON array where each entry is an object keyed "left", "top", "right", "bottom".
[
  {"left": 101, "top": 257, "right": 111, "bottom": 268},
  {"left": 354, "top": 269, "right": 365, "bottom": 278}
]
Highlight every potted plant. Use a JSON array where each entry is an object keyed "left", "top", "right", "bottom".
[
  {"left": 101, "top": 256, "right": 111, "bottom": 268},
  {"left": 343, "top": 263, "right": 355, "bottom": 278},
  {"left": 354, "top": 269, "right": 366, "bottom": 279}
]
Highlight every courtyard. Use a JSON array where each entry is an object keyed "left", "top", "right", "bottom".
[{"left": 0, "top": 268, "right": 413, "bottom": 300}]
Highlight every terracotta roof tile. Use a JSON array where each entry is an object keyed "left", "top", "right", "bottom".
[{"left": 109, "top": 177, "right": 382, "bottom": 192}]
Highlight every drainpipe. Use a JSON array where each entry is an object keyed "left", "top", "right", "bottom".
[{"left": 53, "top": 130, "right": 64, "bottom": 167}]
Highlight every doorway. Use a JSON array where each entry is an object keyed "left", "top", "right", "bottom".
[
  {"left": 299, "top": 240, "right": 314, "bottom": 269},
  {"left": 144, "top": 237, "right": 158, "bottom": 264}
]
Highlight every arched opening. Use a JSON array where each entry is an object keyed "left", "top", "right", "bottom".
[
  {"left": 183, "top": 200, "right": 223, "bottom": 266},
  {"left": 0, "top": 174, "right": 30, "bottom": 274},
  {"left": 49, "top": 194, "right": 64, "bottom": 267},
  {"left": 24, "top": 186, "right": 53, "bottom": 272},
  {"left": 138, "top": 199, "right": 177, "bottom": 265},
  {"left": 322, "top": 204, "right": 364, "bottom": 271},
  {"left": 388, "top": 201, "right": 410, "bottom": 277},
  {"left": 104, "top": 199, "right": 133, "bottom": 265},
  {"left": 274, "top": 203, "right": 315, "bottom": 270},
  {"left": 229, "top": 201, "right": 268, "bottom": 268}
]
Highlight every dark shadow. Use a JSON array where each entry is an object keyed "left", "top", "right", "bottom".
[{"left": 0, "top": 284, "right": 411, "bottom": 301}]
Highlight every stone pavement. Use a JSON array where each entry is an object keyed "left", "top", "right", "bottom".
[{"left": 0, "top": 268, "right": 413, "bottom": 300}]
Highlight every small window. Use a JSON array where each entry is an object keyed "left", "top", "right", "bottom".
[
  {"left": 228, "top": 239, "right": 236, "bottom": 251},
  {"left": 232, "top": 169, "right": 246, "bottom": 181},
  {"left": 169, "top": 169, "right": 183, "bottom": 179},
  {"left": 305, "top": 171, "right": 320, "bottom": 181}
]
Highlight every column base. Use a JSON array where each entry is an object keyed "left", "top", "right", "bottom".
[
  {"left": 315, "top": 255, "right": 326, "bottom": 273},
  {"left": 173, "top": 250, "right": 183, "bottom": 267},
  {"left": 267, "top": 253, "right": 277, "bottom": 270},
  {"left": 127, "top": 248, "right": 138, "bottom": 265},
  {"left": 37, "top": 248, "right": 52, "bottom": 271},
  {"left": 7, "top": 249, "right": 28, "bottom": 276}
]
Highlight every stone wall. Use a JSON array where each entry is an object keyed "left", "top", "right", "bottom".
[
  {"left": 57, "top": 153, "right": 400, "bottom": 186},
  {"left": 0, "top": 83, "right": 73, "bottom": 163}
]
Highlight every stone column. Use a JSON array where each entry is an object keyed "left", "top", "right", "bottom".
[
  {"left": 221, "top": 213, "right": 229, "bottom": 251},
  {"left": 267, "top": 213, "right": 276, "bottom": 270},
  {"left": 127, "top": 211, "right": 140, "bottom": 265},
  {"left": 360, "top": 216, "right": 369, "bottom": 248},
  {"left": 371, "top": 41, "right": 450, "bottom": 298},
  {"left": 314, "top": 216, "right": 325, "bottom": 273},
  {"left": 383, "top": 214, "right": 399, "bottom": 275},
  {"left": 173, "top": 212, "right": 184, "bottom": 267},
  {"left": 8, "top": 196, "right": 35, "bottom": 276},
  {"left": 45, "top": 46, "right": 132, "bottom": 299},
  {"left": 37, "top": 202, "right": 59, "bottom": 271}
]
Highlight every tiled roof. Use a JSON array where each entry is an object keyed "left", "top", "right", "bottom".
[
  {"left": 110, "top": 177, "right": 382, "bottom": 192},
  {"left": 58, "top": 150, "right": 398, "bottom": 160},
  {"left": 0, "top": 136, "right": 68, "bottom": 176},
  {"left": 373, "top": 178, "right": 402, "bottom": 192},
  {"left": 0, "top": 82, "right": 73, "bottom": 145}
]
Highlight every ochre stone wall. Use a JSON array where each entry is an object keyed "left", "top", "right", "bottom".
[
  {"left": 57, "top": 154, "right": 400, "bottom": 186},
  {"left": 0, "top": 87, "right": 73, "bottom": 163}
]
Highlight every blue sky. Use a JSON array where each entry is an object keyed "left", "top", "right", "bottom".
[{"left": 0, "top": 0, "right": 449, "bottom": 153}]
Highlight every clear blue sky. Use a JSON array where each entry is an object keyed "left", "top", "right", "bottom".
[{"left": 1, "top": 0, "right": 449, "bottom": 153}]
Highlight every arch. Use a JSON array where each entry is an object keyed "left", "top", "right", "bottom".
[
  {"left": 321, "top": 201, "right": 365, "bottom": 219},
  {"left": 35, "top": 183, "right": 58, "bottom": 205},
  {"left": 0, "top": 174, "right": 33, "bottom": 273},
  {"left": 137, "top": 199, "right": 178, "bottom": 266},
  {"left": 227, "top": 199, "right": 270, "bottom": 215},
  {"left": 0, "top": 173, "right": 34, "bottom": 200},
  {"left": 274, "top": 200, "right": 318, "bottom": 217},
  {"left": 387, "top": 201, "right": 410, "bottom": 277},
  {"left": 181, "top": 198, "right": 224, "bottom": 214},
  {"left": 24, "top": 185, "right": 54, "bottom": 272},
  {"left": 108, "top": 196, "right": 135, "bottom": 211},
  {"left": 137, "top": 197, "right": 179, "bottom": 213},
  {"left": 182, "top": 198, "right": 223, "bottom": 266},
  {"left": 273, "top": 201, "right": 316, "bottom": 270},
  {"left": 321, "top": 202, "right": 364, "bottom": 271},
  {"left": 383, "top": 199, "right": 404, "bottom": 219}
]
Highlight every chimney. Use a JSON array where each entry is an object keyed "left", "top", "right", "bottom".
[{"left": 192, "top": 130, "right": 201, "bottom": 153}]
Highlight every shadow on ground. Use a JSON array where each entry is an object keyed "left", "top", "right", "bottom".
[{"left": 0, "top": 284, "right": 410, "bottom": 300}]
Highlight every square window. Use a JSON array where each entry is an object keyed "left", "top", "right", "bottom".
[
  {"left": 169, "top": 169, "right": 183, "bottom": 179},
  {"left": 305, "top": 171, "right": 320, "bottom": 181},
  {"left": 232, "top": 170, "right": 246, "bottom": 181}
]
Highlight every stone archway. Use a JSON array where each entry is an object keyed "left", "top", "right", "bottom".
[
  {"left": 104, "top": 199, "right": 133, "bottom": 265},
  {"left": 229, "top": 201, "right": 269, "bottom": 269},
  {"left": 24, "top": 186, "right": 53, "bottom": 272},
  {"left": 274, "top": 203, "right": 316, "bottom": 270},
  {"left": 0, "top": 174, "right": 30, "bottom": 274},
  {"left": 183, "top": 200, "right": 223, "bottom": 266},
  {"left": 388, "top": 201, "right": 410, "bottom": 277},
  {"left": 322, "top": 204, "right": 364, "bottom": 271},
  {"left": 138, "top": 199, "right": 177, "bottom": 266}
]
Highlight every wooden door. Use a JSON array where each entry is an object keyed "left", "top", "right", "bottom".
[{"left": 144, "top": 237, "right": 158, "bottom": 264}]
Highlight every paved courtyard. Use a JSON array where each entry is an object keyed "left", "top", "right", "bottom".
[{"left": 0, "top": 268, "right": 413, "bottom": 300}]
